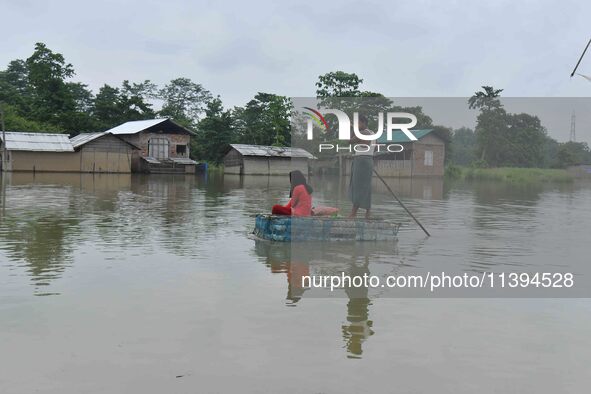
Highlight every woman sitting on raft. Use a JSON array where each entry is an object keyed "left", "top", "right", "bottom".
[{"left": 272, "top": 170, "right": 313, "bottom": 216}]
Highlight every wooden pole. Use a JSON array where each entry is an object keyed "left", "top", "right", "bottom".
[
  {"left": 571, "top": 38, "right": 591, "bottom": 77},
  {"left": 1, "top": 104, "right": 6, "bottom": 173},
  {"left": 373, "top": 169, "right": 431, "bottom": 237}
]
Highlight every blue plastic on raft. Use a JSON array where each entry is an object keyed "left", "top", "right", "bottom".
[{"left": 253, "top": 214, "right": 400, "bottom": 242}]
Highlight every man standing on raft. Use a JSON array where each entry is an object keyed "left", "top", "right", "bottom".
[{"left": 349, "top": 114, "right": 376, "bottom": 219}]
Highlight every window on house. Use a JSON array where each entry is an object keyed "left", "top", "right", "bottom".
[
  {"left": 148, "top": 138, "right": 169, "bottom": 159},
  {"left": 424, "top": 150, "right": 433, "bottom": 166},
  {"left": 176, "top": 144, "right": 187, "bottom": 156}
]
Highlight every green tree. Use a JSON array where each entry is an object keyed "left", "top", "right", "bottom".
[
  {"left": 235, "top": 93, "right": 291, "bottom": 146},
  {"left": 192, "top": 98, "right": 234, "bottom": 164},
  {"left": 0, "top": 103, "right": 61, "bottom": 132},
  {"left": 94, "top": 84, "right": 124, "bottom": 129},
  {"left": 94, "top": 81, "right": 156, "bottom": 129},
  {"left": 500, "top": 113, "right": 547, "bottom": 167},
  {"left": 25, "top": 42, "right": 76, "bottom": 128},
  {"left": 556, "top": 141, "right": 591, "bottom": 167},
  {"left": 450, "top": 127, "right": 478, "bottom": 165},
  {"left": 158, "top": 77, "right": 212, "bottom": 127},
  {"left": 469, "top": 86, "right": 506, "bottom": 164},
  {"left": 316, "top": 71, "right": 363, "bottom": 98}
]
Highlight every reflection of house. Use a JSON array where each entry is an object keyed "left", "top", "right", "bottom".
[
  {"left": 223, "top": 144, "right": 316, "bottom": 175},
  {"left": 340, "top": 129, "right": 446, "bottom": 177},
  {"left": 1, "top": 131, "right": 138, "bottom": 173},
  {"left": 105, "top": 118, "right": 198, "bottom": 174}
]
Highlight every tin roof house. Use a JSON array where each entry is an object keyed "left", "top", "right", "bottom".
[
  {"left": 1, "top": 131, "right": 138, "bottom": 173},
  {"left": 223, "top": 144, "right": 316, "bottom": 175},
  {"left": 105, "top": 118, "right": 198, "bottom": 174},
  {"left": 338, "top": 129, "right": 446, "bottom": 177}
]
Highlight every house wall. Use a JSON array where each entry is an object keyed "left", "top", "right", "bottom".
[
  {"left": 119, "top": 132, "right": 190, "bottom": 159},
  {"left": 339, "top": 134, "right": 445, "bottom": 177},
  {"left": 223, "top": 149, "right": 309, "bottom": 175},
  {"left": 223, "top": 149, "right": 243, "bottom": 174},
  {"left": 411, "top": 134, "right": 445, "bottom": 176},
  {"left": 2, "top": 135, "right": 137, "bottom": 173},
  {"left": 79, "top": 134, "right": 134, "bottom": 173},
  {"left": 8, "top": 151, "right": 80, "bottom": 172},
  {"left": 242, "top": 157, "right": 309, "bottom": 175}
]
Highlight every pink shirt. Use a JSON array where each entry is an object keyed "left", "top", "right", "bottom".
[{"left": 285, "top": 184, "right": 312, "bottom": 216}]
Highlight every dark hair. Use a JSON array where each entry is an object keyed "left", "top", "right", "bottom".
[
  {"left": 358, "top": 113, "right": 368, "bottom": 125},
  {"left": 289, "top": 170, "right": 313, "bottom": 197}
]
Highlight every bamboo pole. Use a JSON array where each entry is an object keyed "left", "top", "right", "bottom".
[{"left": 373, "top": 169, "right": 431, "bottom": 237}]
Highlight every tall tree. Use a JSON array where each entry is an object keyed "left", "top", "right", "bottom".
[
  {"left": 235, "top": 93, "right": 291, "bottom": 146},
  {"left": 469, "top": 86, "right": 506, "bottom": 164},
  {"left": 158, "top": 77, "right": 212, "bottom": 127},
  {"left": 192, "top": 98, "right": 234, "bottom": 164},
  {"left": 316, "top": 71, "right": 363, "bottom": 98},
  {"left": 450, "top": 127, "right": 478, "bottom": 165},
  {"left": 25, "top": 43, "right": 76, "bottom": 128}
]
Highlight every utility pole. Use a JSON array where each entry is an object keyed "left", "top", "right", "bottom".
[
  {"left": 570, "top": 111, "right": 577, "bottom": 142},
  {"left": 0, "top": 103, "right": 6, "bottom": 172}
]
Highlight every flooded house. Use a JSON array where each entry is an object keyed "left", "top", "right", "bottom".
[
  {"left": 223, "top": 144, "right": 316, "bottom": 175},
  {"left": 105, "top": 118, "right": 198, "bottom": 174},
  {"left": 70, "top": 131, "right": 139, "bottom": 173},
  {"left": 1, "top": 131, "right": 139, "bottom": 173},
  {"left": 339, "top": 129, "right": 446, "bottom": 177},
  {"left": 1, "top": 132, "right": 76, "bottom": 172}
]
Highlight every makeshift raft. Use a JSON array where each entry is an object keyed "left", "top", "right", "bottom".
[{"left": 253, "top": 214, "right": 401, "bottom": 242}]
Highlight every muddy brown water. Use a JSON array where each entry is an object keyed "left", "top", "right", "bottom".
[{"left": 1, "top": 172, "right": 590, "bottom": 393}]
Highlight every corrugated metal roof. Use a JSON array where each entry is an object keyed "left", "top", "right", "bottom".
[
  {"left": 107, "top": 118, "right": 168, "bottom": 135},
  {"left": 377, "top": 129, "right": 433, "bottom": 143},
  {"left": 230, "top": 144, "right": 316, "bottom": 159},
  {"left": 0, "top": 132, "right": 74, "bottom": 152},
  {"left": 170, "top": 157, "right": 198, "bottom": 165},
  {"left": 70, "top": 132, "right": 108, "bottom": 149},
  {"left": 142, "top": 157, "right": 161, "bottom": 164}
]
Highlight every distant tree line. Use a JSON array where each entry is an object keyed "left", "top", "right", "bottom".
[
  {"left": 1, "top": 43, "right": 589, "bottom": 167},
  {"left": 449, "top": 86, "right": 591, "bottom": 168},
  {"left": 0, "top": 43, "right": 291, "bottom": 164}
]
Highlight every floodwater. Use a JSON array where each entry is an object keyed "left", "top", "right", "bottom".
[{"left": 1, "top": 172, "right": 591, "bottom": 393}]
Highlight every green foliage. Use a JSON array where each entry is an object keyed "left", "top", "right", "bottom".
[
  {"left": 0, "top": 103, "right": 62, "bottom": 132},
  {"left": 192, "top": 98, "right": 234, "bottom": 164},
  {"left": 469, "top": 86, "right": 549, "bottom": 168},
  {"left": 555, "top": 141, "right": 591, "bottom": 167},
  {"left": 444, "top": 164, "right": 462, "bottom": 179},
  {"left": 449, "top": 127, "right": 478, "bottom": 165},
  {"left": 314, "top": 71, "right": 433, "bottom": 142},
  {"left": 234, "top": 93, "right": 291, "bottom": 146},
  {"left": 461, "top": 167, "right": 573, "bottom": 183},
  {"left": 158, "top": 77, "right": 212, "bottom": 127},
  {"left": 316, "top": 71, "right": 363, "bottom": 98}
]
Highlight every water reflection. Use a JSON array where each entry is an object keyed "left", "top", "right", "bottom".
[
  {"left": 2, "top": 172, "right": 591, "bottom": 361},
  {"left": 254, "top": 240, "right": 401, "bottom": 358}
]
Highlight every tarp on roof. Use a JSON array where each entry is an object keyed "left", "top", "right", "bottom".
[
  {"left": 106, "top": 118, "right": 194, "bottom": 136},
  {"left": 229, "top": 144, "right": 316, "bottom": 159},
  {"left": 0, "top": 132, "right": 74, "bottom": 152},
  {"left": 376, "top": 129, "right": 433, "bottom": 144}
]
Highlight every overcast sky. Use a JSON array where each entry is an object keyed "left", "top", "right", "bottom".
[{"left": 2, "top": 0, "right": 591, "bottom": 140}]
